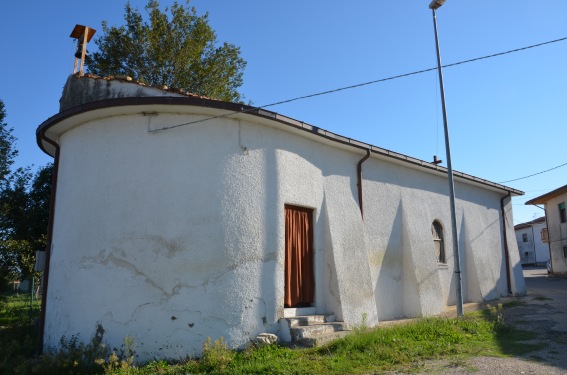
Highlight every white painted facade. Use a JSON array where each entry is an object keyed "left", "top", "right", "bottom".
[
  {"left": 514, "top": 218, "right": 549, "bottom": 265},
  {"left": 37, "top": 75, "right": 526, "bottom": 361},
  {"left": 527, "top": 186, "right": 567, "bottom": 276}
]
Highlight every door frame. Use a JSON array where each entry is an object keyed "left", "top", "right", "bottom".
[{"left": 284, "top": 204, "right": 315, "bottom": 308}]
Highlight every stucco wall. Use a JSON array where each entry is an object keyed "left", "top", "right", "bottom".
[
  {"left": 43, "top": 102, "right": 525, "bottom": 360},
  {"left": 362, "top": 160, "right": 523, "bottom": 320}
]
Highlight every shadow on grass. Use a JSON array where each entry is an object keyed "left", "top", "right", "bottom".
[
  {"left": 479, "top": 303, "right": 544, "bottom": 358},
  {"left": 533, "top": 296, "right": 553, "bottom": 301}
]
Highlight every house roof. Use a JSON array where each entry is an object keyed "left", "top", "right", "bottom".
[
  {"left": 37, "top": 74, "right": 524, "bottom": 197},
  {"left": 514, "top": 216, "right": 546, "bottom": 230},
  {"left": 525, "top": 184, "right": 567, "bottom": 205}
]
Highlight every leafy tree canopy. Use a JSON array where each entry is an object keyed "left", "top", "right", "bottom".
[
  {"left": 86, "top": 0, "right": 247, "bottom": 103},
  {"left": 0, "top": 164, "right": 52, "bottom": 282},
  {"left": 0, "top": 99, "right": 52, "bottom": 283},
  {"left": 0, "top": 100, "right": 17, "bottom": 184}
]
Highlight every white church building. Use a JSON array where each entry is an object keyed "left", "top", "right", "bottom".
[{"left": 36, "top": 74, "right": 526, "bottom": 361}]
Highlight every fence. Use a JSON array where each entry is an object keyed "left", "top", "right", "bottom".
[{"left": 0, "top": 290, "right": 41, "bottom": 327}]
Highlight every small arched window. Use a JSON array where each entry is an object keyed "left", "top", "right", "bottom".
[{"left": 432, "top": 220, "right": 446, "bottom": 264}]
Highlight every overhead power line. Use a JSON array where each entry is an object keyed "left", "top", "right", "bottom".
[
  {"left": 262, "top": 37, "right": 567, "bottom": 108},
  {"left": 149, "top": 36, "right": 567, "bottom": 133},
  {"left": 498, "top": 161, "right": 567, "bottom": 184}
]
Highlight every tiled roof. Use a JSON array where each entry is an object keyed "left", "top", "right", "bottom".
[
  {"left": 81, "top": 73, "right": 215, "bottom": 100},
  {"left": 514, "top": 216, "right": 546, "bottom": 230}
]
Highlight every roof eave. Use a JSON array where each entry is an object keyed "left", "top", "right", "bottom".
[
  {"left": 525, "top": 184, "right": 567, "bottom": 205},
  {"left": 36, "top": 96, "right": 524, "bottom": 197}
]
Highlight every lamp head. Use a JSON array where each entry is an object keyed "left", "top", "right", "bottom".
[{"left": 429, "top": 0, "right": 446, "bottom": 10}]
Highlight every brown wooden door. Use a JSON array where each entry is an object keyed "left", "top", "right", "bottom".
[{"left": 284, "top": 205, "right": 315, "bottom": 308}]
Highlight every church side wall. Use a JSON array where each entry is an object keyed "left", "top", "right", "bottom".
[{"left": 44, "top": 108, "right": 524, "bottom": 360}]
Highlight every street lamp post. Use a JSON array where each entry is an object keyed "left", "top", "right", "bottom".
[{"left": 429, "top": 0, "right": 464, "bottom": 317}]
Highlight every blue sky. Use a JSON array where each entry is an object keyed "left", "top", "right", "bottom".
[{"left": 0, "top": 0, "right": 565, "bottom": 225}]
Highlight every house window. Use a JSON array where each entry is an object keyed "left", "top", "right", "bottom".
[
  {"left": 541, "top": 228, "right": 549, "bottom": 243},
  {"left": 560, "top": 203, "right": 566, "bottom": 223},
  {"left": 432, "top": 220, "right": 446, "bottom": 264},
  {"left": 522, "top": 233, "right": 528, "bottom": 243}
]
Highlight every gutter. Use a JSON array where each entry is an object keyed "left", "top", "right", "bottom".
[
  {"left": 356, "top": 149, "right": 371, "bottom": 218},
  {"left": 500, "top": 192, "right": 512, "bottom": 295},
  {"left": 531, "top": 226, "right": 537, "bottom": 265},
  {"left": 36, "top": 128, "right": 60, "bottom": 354}
]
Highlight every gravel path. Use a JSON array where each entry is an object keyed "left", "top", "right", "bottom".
[{"left": 397, "top": 356, "right": 566, "bottom": 374}]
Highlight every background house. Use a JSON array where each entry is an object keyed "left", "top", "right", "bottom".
[
  {"left": 514, "top": 216, "right": 549, "bottom": 266},
  {"left": 526, "top": 184, "right": 567, "bottom": 276}
]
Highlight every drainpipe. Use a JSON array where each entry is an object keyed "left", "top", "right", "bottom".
[
  {"left": 357, "top": 149, "right": 371, "bottom": 219},
  {"left": 539, "top": 205, "right": 552, "bottom": 274},
  {"left": 500, "top": 192, "right": 512, "bottom": 295},
  {"left": 531, "top": 225, "right": 537, "bottom": 265},
  {"left": 37, "top": 130, "right": 60, "bottom": 354}
]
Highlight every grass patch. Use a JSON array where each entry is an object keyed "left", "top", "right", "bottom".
[
  {"left": 0, "top": 293, "right": 40, "bottom": 374},
  {"left": 501, "top": 300, "right": 525, "bottom": 308},
  {"left": 217, "top": 313, "right": 540, "bottom": 375},
  {"left": 533, "top": 296, "right": 553, "bottom": 301},
  {"left": 1, "top": 296, "right": 543, "bottom": 374},
  {"left": 0, "top": 292, "right": 41, "bottom": 326}
]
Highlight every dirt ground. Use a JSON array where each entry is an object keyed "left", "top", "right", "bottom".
[{"left": 392, "top": 267, "right": 567, "bottom": 374}]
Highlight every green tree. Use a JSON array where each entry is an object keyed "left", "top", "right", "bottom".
[
  {"left": 87, "top": 0, "right": 247, "bottom": 103},
  {"left": 0, "top": 166, "right": 52, "bottom": 283},
  {"left": 0, "top": 99, "right": 20, "bottom": 285},
  {"left": 0, "top": 100, "right": 17, "bottom": 184},
  {"left": 0, "top": 100, "right": 52, "bottom": 285}
]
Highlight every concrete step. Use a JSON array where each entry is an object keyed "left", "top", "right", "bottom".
[
  {"left": 278, "top": 312, "right": 351, "bottom": 347},
  {"left": 297, "top": 330, "right": 351, "bottom": 347},
  {"left": 286, "top": 314, "right": 327, "bottom": 327},
  {"left": 290, "top": 321, "right": 351, "bottom": 342},
  {"left": 283, "top": 307, "right": 316, "bottom": 318}
]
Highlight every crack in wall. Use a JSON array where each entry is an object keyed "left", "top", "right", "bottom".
[{"left": 83, "top": 248, "right": 278, "bottom": 298}]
